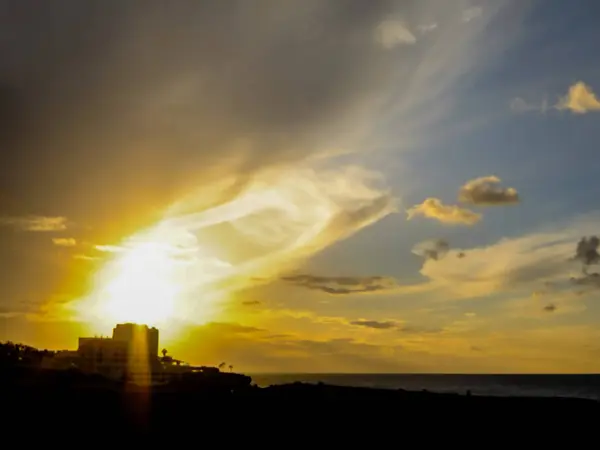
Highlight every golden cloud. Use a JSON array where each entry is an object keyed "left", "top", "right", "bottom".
[
  {"left": 406, "top": 198, "right": 481, "bottom": 225},
  {"left": 557, "top": 81, "right": 600, "bottom": 114}
]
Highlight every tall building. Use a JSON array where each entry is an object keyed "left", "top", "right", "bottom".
[
  {"left": 112, "top": 323, "right": 159, "bottom": 357},
  {"left": 76, "top": 323, "right": 160, "bottom": 384}
]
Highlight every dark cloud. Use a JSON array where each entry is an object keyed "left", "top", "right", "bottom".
[
  {"left": 348, "top": 320, "right": 444, "bottom": 333},
  {"left": 458, "top": 176, "right": 519, "bottom": 205},
  {"left": 412, "top": 239, "right": 450, "bottom": 261},
  {"left": 349, "top": 319, "right": 397, "bottom": 329},
  {"left": 569, "top": 237, "right": 600, "bottom": 293},
  {"left": 281, "top": 274, "right": 398, "bottom": 295},
  {"left": 264, "top": 334, "right": 292, "bottom": 340},
  {"left": 543, "top": 303, "right": 557, "bottom": 313},
  {"left": 574, "top": 236, "right": 600, "bottom": 269}
]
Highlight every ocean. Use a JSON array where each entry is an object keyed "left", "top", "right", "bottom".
[{"left": 249, "top": 373, "right": 600, "bottom": 400}]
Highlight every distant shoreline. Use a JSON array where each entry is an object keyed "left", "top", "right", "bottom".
[
  {"left": 3, "top": 366, "right": 599, "bottom": 433},
  {"left": 249, "top": 372, "right": 600, "bottom": 401}
]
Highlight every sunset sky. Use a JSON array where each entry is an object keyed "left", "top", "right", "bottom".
[{"left": 2, "top": 0, "right": 600, "bottom": 373}]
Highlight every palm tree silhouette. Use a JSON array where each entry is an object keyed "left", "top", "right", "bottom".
[
  {"left": 228, "top": 364, "right": 233, "bottom": 373},
  {"left": 218, "top": 361, "right": 226, "bottom": 371},
  {"left": 161, "top": 348, "right": 168, "bottom": 358}
]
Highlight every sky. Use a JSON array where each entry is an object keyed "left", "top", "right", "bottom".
[{"left": 2, "top": 0, "right": 600, "bottom": 373}]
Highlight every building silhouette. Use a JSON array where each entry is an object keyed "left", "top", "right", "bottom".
[
  {"left": 40, "top": 323, "right": 223, "bottom": 385},
  {"left": 77, "top": 323, "right": 160, "bottom": 384},
  {"left": 112, "top": 323, "right": 159, "bottom": 358}
]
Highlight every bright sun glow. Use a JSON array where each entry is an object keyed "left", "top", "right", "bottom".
[
  {"left": 72, "top": 165, "right": 395, "bottom": 332},
  {"left": 102, "top": 242, "right": 179, "bottom": 326}
]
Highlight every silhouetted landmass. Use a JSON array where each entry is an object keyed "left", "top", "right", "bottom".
[{"left": 2, "top": 342, "right": 599, "bottom": 436}]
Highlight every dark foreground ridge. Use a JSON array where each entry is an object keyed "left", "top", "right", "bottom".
[{"left": 3, "top": 365, "right": 600, "bottom": 436}]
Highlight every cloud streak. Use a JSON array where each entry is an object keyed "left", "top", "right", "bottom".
[
  {"left": 0, "top": 216, "right": 68, "bottom": 232},
  {"left": 52, "top": 238, "right": 77, "bottom": 247},
  {"left": 350, "top": 319, "right": 397, "bottom": 329},
  {"left": 348, "top": 319, "right": 443, "bottom": 333},
  {"left": 509, "top": 97, "right": 549, "bottom": 114},
  {"left": 282, "top": 273, "right": 399, "bottom": 295},
  {"left": 241, "top": 300, "right": 262, "bottom": 306}
]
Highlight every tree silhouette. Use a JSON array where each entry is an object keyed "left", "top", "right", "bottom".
[
  {"left": 0, "top": 341, "right": 55, "bottom": 366},
  {"left": 161, "top": 348, "right": 168, "bottom": 358},
  {"left": 228, "top": 364, "right": 233, "bottom": 373},
  {"left": 218, "top": 361, "right": 226, "bottom": 371}
]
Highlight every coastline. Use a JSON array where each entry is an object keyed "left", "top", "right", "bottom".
[
  {"left": 3, "top": 366, "right": 599, "bottom": 434},
  {"left": 249, "top": 372, "right": 600, "bottom": 400}
]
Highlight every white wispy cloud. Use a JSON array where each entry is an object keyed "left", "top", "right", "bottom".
[
  {"left": 73, "top": 254, "right": 100, "bottom": 261},
  {"left": 94, "top": 245, "right": 124, "bottom": 253},
  {"left": 6, "top": 1, "right": 532, "bottom": 328},
  {"left": 370, "top": 0, "right": 524, "bottom": 155},
  {"left": 375, "top": 20, "right": 417, "bottom": 48},
  {"left": 417, "top": 23, "right": 438, "bottom": 34},
  {"left": 418, "top": 213, "right": 600, "bottom": 300},
  {"left": 509, "top": 97, "right": 550, "bottom": 114},
  {"left": 462, "top": 6, "right": 483, "bottom": 22}
]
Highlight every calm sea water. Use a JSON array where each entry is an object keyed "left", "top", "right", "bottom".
[{"left": 249, "top": 374, "right": 600, "bottom": 400}]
